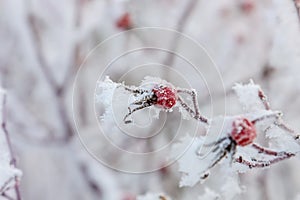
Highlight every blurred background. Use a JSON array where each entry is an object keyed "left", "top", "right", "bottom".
[{"left": 1, "top": 0, "right": 300, "bottom": 199}]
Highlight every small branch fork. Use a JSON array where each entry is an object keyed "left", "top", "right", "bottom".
[
  {"left": 243, "top": 143, "right": 295, "bottom": 167},
  {"left": 256, "top": 88, "right": 300, "bottom": 141},
  {"left": 121, "top": 85, "right": 155, "bottom": 124},
  {"left": 1, "top": 94, "right": 22, "bottom": 200},
  {"left": 176, "top": 88, "right": 209, "bottom": 124},
  {"left": 26, "top": 0, "right": 87, "bottom": 142}
]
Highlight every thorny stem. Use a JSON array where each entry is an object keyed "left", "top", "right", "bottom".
[
  {"left": 177, "top": 96, "right": 209, "bottom": 124},
  {"left": 257, "top": 86, "right": 300, "bottom": 142},
  {"left": 274, "top": 121, "right": 300, "bottom": 140},
  {"left": 235, "top": 152, "right": 295, "bottom": 169},
  {"left": 1, "top": 95, "right": 22, "bottom": 200},
  {"left": 177, "top": 88, "right": 201, "bottom": 119},
  {"left": 251, "top": 143, "right": 293, "bottom": 157},
  {"left": 251, "top": 111, "right": 282, "bottom": 124}
]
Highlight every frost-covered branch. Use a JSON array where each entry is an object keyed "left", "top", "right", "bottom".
[
  {"left": 97, "top": 76, "right": 300, "bottom": 199},
  {"left": 170, "top": 80, "right": 299, "bottom": 191},
  {"left": 97, "top": 76, "right": 208, "bottom": 125}
]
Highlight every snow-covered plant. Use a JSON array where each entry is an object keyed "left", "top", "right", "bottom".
[
  {"left": 0, "top": 89, "right": 22, "bottom": 200},
  {"left": 96, "top": 76, "right": 208, "bottom": 124},
  {"left": 96, "top": 77, "right": 300, "bottom": 199}
]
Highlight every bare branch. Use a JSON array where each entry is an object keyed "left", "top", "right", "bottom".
[
  {"left": 26, "top": 0, "right": 85, "bottom": 142},
  {"left": 163, "top": 0, "right": 198, "bottom": 67}
]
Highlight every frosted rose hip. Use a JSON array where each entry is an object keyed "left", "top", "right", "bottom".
[
  {"left": 152, "top": 86, "right": 177, "bottom": 109},
  {"left": 231, "top": 118, "right": 256, "bottom": 146}
]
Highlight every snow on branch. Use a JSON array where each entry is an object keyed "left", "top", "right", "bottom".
[
  {"left": 96, "top": 77, "right": 299, "bottom": 199},
  {"left": 170, "top": 80, "right": 299, "bottom": 195},
  {"left": 96, "top": 76, "right": 208, "bottom": 125},
  {"left": 0, "top": 89, "right": 22, "bottom": 199}
]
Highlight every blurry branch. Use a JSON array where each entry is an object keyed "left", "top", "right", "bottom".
[
  {"left": 163, "top": 0, "right": 198, "bottom": 68},
  {"left": 1, "top": 94, "right": 22, "bottom": 200},
  {"left": 1, "top": 192, "right": 14, "bottom": 200},
  {"left": 293, "top": 0, "right": 300, "bottom": 22},
  {"left": 175, "top": 0, "right": 198, "bottom": 33},
  {"left": 27, "top": 1, "right": 84, "bottom": 142},
  {"left": 79, "top": 163, "right": 103, "bottom": 198}
]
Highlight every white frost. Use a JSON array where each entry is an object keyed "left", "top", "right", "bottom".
[
  {"left": 95, "top": 76, "right": 120, "bottom": 107},
  {"left": 198, "top": 188, "right": 220, "bottom": 200},
  {"left": 233, "top": 80, "right": 265, "bottom": 112}
]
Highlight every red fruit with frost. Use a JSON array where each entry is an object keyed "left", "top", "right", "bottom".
[
  {"left": 152, "top": 86, "right": 177, "bottom": 109},
  {"left": 231, "top": 117, "right": 256, "bottom": 146}
]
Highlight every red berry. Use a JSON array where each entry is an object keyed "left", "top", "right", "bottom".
[
  {"left": 240, "top": 1, "right": 255, "bottom": 14},
  {"left": 116, "top": 13, "right": 132, "bottom": 30},
  {"left": 231, "top": 118, "right": 256, "bottom": 146},
  {"left": 152, "top": 86, "right": 177, "bottom": 109}
]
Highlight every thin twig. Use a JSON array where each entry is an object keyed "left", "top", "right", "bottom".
[
  {"left": 258, "top": 89, "right": 271, "bottom": 110},
  {"left": 251, "top": 143, "right": 293, "bottom": 157},
  {"left": 0, "top": 177, "right": 14, "bottom": 194},
  {"left": 235, "top": 153, "right": 295, "bottom": 169},
  {"left": 177, "top": 96, "right": 209, "bottom": 124},
  {"left": 1, "top": 94, "right": 22, "bottom": 200},
  {"left": 162, "top": 0, "right": 198, "bottom": 68},
  {"left": 79, "top": 164, "right": 103, "bottom": 197},
  {"left": 1, "top": 192, "right": 15, "bottom": 200},
  {"left": 251, "top": 111, "right": 282, "bottom": 124}
]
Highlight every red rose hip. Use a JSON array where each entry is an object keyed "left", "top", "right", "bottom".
[
  {"left": 116, "top": 13, "right": 132, "bottom": 30},
  {"left": 152, "top": 86, "right": 177, "bottom": 109},
  {"left": 231, "top": 117, "right": 256, "bottom": 146}
]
